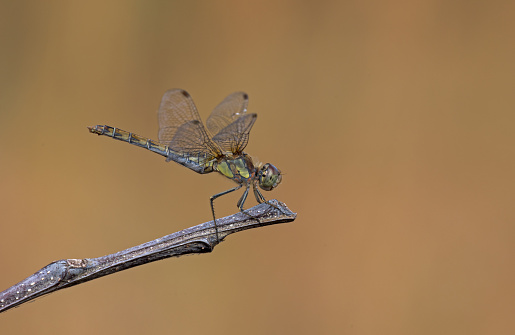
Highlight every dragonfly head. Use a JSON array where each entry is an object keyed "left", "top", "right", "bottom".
[{"left": 258, "top": 163, "right": 282, "bottom": 191}]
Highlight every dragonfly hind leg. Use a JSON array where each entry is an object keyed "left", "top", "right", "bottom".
[
  {"left": 210, "top": 184, "right": 242, "bottom": 242},
  {"left": 210, "top": 184, "right": 268, "bottom": 243}
]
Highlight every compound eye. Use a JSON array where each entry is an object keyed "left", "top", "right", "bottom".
[{"left": 258, "top": 163, "right": 282, "bottom": 191}]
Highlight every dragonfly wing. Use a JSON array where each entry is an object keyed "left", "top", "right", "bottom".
[
  {"left": 170, "top": 120, "right": 221, "bottom": 157},
  {"left": 158, "top": 89, "right": 221, "bottom": 159},
  {"left": 206, "top": 92, "right": 249, "bottom": 136},
  {"left": 158, "top": 89, "right": 203, "bottom": 143},
  {"left": 212, "top": 113, "right": 257, "bottom": 153}
]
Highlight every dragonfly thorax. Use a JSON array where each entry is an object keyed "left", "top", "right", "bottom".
[{"left": 214, "top": 154, "right": 257, "bottom": 184}]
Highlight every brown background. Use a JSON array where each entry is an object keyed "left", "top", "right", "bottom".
[{"left": 1, "top": 1, "right": 514, "bottom": 334}]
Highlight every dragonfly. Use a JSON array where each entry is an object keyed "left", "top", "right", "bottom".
[{"left": 88, "top": 89, "right": 282, "bottom": 241}]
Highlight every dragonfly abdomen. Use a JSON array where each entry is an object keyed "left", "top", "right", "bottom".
[{"left": 88, "top": 125, "right": 211, "bottom": 174}]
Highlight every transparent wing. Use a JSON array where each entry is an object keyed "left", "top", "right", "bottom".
[
  {"left": 206, "top": 92, "right": 256, "bottom": 153},
  {"left": 158, "top": 89, "right": 203, "bottom": 143},
  {"left": 212, "top": 113, "right": 257, "bottom": 153},
  {"left": 158, "top": 89, "right": 221, "bottom": 158},
  {"left": 206, "top": 92, "right": 249, "bottom": 136}
]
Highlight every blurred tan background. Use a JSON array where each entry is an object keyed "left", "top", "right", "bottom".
[{"left": 1, "top": 1, "right": 514, "bottom": 334}]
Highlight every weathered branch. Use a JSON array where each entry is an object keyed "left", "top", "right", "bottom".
[{"left": 0, "top": 200, "right": 296, "bottom": 314}]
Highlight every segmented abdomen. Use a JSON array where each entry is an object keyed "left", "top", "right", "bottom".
[{"left": 88, "top": 125, "right": 214, "bottom": 174}]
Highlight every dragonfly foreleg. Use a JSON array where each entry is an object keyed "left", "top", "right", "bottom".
[
  {"left": 253, "top": 186, "right": 266, "bottom": 203},
  {"left": 253, "top": 184, "right": 286, "bottom": 217}
]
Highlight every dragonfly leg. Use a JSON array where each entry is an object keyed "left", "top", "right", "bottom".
[
  {"left": 253, "top": 184, "right": 285, "bottom": 216},
  {"left": 237, "top": 185, "right": 250, "bottom": 209},
  {"left": 253, "top": 186, "right": 266, "bottom": 204},
  {"left": 237, "top": 186, "right": 264, "bottom": 223},
  {"left": 210, "top": 184, "right": 242, "bottom": 242}
]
